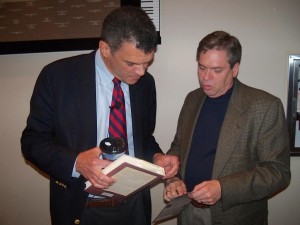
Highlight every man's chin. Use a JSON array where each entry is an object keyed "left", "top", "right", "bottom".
[{"left": 126, "top": 78, "right": 140, "bottom": 85}]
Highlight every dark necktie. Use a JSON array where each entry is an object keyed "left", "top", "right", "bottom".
[{"left": 109, "top": 77, "right": 128, "bottom": 147}]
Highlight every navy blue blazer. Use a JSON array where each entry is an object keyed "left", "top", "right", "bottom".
[{"left": 21, "top": 51, "right": 163, "bottom": 225}]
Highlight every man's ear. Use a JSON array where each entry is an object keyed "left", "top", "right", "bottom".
[
  {"left": 99, "top": 40, "right": 110, "bottom": 57},
  {"left": 233, "top": 63, "right": 240, "bottom": 78}
]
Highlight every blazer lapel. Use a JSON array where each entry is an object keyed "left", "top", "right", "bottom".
[
  {"left": 212, "top": 80, "right": 248, "bottom": 178},
  {"left": 129, "top": 80, "right": 143, "bottom": 157},
  {"left": 74, "top": 51, "right": 98, "bottom": 148},
  {"left": 181, "top": 90, "right": 206, "bottom": 178}
]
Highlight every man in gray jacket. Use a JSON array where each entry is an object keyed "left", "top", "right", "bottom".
[{"left": 164, "top": 31, "right": 291, "bottom": 225}]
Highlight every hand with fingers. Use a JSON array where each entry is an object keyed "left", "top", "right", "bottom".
[
  {"left": 153, "top": 153, "right": 179, "bottom": 179},
  {"left": 163, "top": 177, "right": 187, "bottom": 201},
  {"left": 188, "top": 180, "right": 221, "bottom": 206},
  {"left": 76, "top": 147, "right": 116, "bottom": 189}
]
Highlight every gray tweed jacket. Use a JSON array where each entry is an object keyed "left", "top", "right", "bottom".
[{"left": 167, "top": 79, "right": 291, "bottom": 225}]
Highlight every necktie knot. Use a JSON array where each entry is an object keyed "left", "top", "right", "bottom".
[{"left": 113, "top": 77, "right": 121, "bottom": 88}]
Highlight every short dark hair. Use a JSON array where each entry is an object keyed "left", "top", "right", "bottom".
[
  {"left": 101, "top": 6, "right": 157, "bottom": 54},
  {"left": 196, "top": 31, "right": 242, "bottom": 68}
]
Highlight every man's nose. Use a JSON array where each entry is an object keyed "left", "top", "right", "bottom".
[
  {"left": 202, "top": 69, "right": 212, "bottom": 80},
  {"left": 135, "top": 64, "right": 147, "bottom": 76}
]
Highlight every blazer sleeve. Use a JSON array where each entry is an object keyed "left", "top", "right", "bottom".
[
  {"left": 21, "top": 52, "right": 97, "bottom": 188},
  {"left": 218, "top": 97, "right": 291, "bottom": 210}
]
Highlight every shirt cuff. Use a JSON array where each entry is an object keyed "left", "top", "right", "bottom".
[{"left": 72, "top": 158, "right": 80, "bottom": 178}]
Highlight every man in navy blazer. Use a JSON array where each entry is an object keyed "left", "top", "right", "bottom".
[{"left": 21, "top": 7, "right": 178, "bottom": 225}]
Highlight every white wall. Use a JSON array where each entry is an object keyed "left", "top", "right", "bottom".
[{"left": 1, "top": 0, "right": 299, "bottom": 224}]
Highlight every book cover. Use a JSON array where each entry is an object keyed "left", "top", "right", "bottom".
[
  {"left": 85, "top": 155, "right": 165, "bottom": 201},
  {"left": 153, "top": 194, "right": 191, "bottom": 224}
]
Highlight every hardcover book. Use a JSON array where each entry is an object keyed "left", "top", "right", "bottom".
[{"left": 85, "top": 155, "right": 165, "bottom": 201}]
